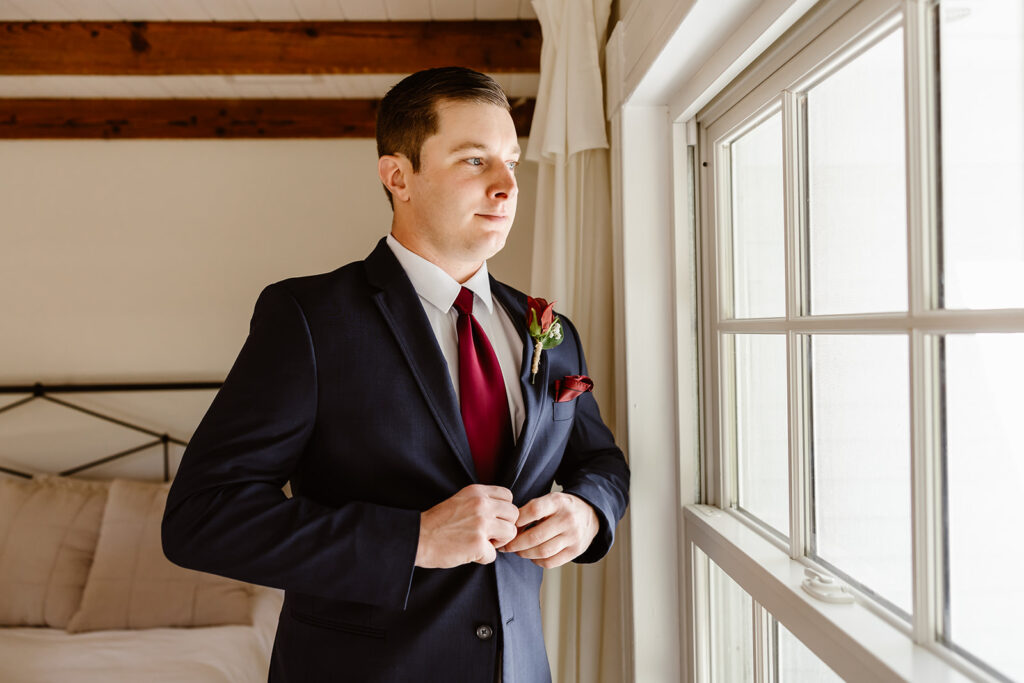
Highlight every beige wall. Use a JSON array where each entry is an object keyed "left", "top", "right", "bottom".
[{"left": 0, "top": 138, "right": 536, "bottom": 384}]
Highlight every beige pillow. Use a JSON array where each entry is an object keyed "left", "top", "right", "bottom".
[
  {"left": 0, "top": 474, "right": 110, "bottom": 628},
  {"left": 66, "top": 478, "right": 252, "bottom": 633}
]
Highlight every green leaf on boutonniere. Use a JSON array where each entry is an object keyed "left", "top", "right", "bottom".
[{"left": 526, "top": 296, "right": 564, "bottom": 383}]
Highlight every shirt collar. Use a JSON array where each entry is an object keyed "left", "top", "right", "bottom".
[{"left": 386, "top": 233, "right": 494, "bottom": 315}]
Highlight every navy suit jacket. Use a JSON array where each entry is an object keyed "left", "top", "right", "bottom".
[{"left": 162, "top": 238, "right": 630, "bottom": 682}]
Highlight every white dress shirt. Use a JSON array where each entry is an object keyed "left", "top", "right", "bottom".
[{"left": 386, "top": 234, "right": 526, "bottom": 442}]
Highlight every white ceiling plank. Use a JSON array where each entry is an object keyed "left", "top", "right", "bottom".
[
  {"left": 243, "top": 0, "right": 301, "bottom": 20},
  {"left": 259, "top": 79, "right": 314, "bottom": 98},
  {"left": 124, "top": 76, "right": 184, "bottom": 98},
  {"left": 303, "top": 81, "right": 333, "bottom": 97},
  {"left": 99, "top": 0, "right": 159, "bottom": 20},
  {"left": 53, "top": 0, "right": 119, "bottom": 20},
  {"left": 61, "top": 76, "right": 105, "bottom": 97},
  {"left": 0, "top": 1, "right": 32, "bottom": 19},
  {"left": 150, "top": 77, "right": 180, "bottom": 98},
  {"left": 198, "top": 0, "right": 257, "bottom": 20},
  {"left": 0, "top": 72, "right": 536, "bottom": 99},
  {"left": 374, "top": 73, "right": 404, "bottom": 95},
  {"left": 0, "top": 76, "right": 44, "bottom": 97},
  {"left": 187, "top": 75, "right": 224, "bottom": 98},
  {"left": 493, "top": 72, "right": 539, "bottom": 98},
  {"left": 322, "top": 75, "right": 350, "bottom": 97},
  {"left": 429, "top": 0, "right": 472, "bottom": 20},
  {"left": 346, "top": 75, "right": 377, "bottom": 98},
  {"left": 153, "top": 0, "right": 215, "bottom": 20},
  {"left": 230, "top": 78, "right": 276, "bottom": 98},
  {"left": 474, "top": 0, "right": 519, "bottom": 19},
  {"left": 158, "top": 76, "right": 207, "bottom": 98},
  {"left": 290, "top": 0, "right": 345, "bottom": 20},
  {"left": 335, "top": 0, "right": 387, "bottom": 20},
  {"left": 102, "top": 76, "right": 137, "bottom": 97},
  {"left": 11, "top": 0, "right": 75, "bottom": 20},
  {"left": 383, "top": 0, "right": 430, "bottom": 20}
]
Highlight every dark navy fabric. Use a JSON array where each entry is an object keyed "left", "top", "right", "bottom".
[{"left": 162, "top": 238, "right": 630, "bottom": 683}]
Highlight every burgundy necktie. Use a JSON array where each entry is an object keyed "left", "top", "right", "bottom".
[{"left": 453, "top": 287, "right": 513, "bottom": 484}]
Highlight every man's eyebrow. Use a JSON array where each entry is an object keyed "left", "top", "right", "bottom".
[{"left": 448, "top": 141, "right": 522, "bottom": 156}]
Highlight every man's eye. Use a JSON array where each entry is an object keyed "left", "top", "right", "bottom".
[
  {"left": 466, "top": 158, "right": 483, "bottom": 166},
  {"left": 507, "top": 161, "right": 520, "bottom": 172}
]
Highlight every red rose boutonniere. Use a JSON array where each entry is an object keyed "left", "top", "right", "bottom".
[{"left": 526, "top": 297, "right": 564, "bottom": 384}]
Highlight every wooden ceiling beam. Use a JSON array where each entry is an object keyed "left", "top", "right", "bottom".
[
  {"left": 0, "top": 21, "right": 542, "bottom": 75},
  {"left": 0, "top": 98, "right": 536, "bottom": 139}
]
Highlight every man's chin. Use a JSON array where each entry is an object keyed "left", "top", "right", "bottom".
[{"left": 465, "top": 232, "right": 510, "bottom": 262}]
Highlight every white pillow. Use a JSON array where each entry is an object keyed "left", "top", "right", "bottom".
[
  {"left": 0, "top": 474, "right": 110, "bottom": 627},
  {"left": 66, "top": 478, "right": 252, "bottom": 633}
]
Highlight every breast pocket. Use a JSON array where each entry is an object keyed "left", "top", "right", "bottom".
[{"left": 552, "top": 399, "right": 576, "bottom": 421}]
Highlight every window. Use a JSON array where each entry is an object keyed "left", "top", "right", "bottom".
[{"left": 688, "top": 0, "right": 1024, "bottom": 681}]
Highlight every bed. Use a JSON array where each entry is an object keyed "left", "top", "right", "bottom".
[
  {"left": 0, "top": 585, "right": 283, "bottom": 683},
  {"left": 0, "top": 381, "right": 283, "bottom": 683}
]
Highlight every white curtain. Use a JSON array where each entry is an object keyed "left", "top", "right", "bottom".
[{"left": 526, "top": 1, "right": 627, "bottom": 681}]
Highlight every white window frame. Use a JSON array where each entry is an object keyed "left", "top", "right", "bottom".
[{"left": 682, "top": 0, "right": 1024, "bottom": 681}]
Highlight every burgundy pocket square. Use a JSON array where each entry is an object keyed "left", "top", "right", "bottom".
[{"left": 554, "top": 375, "right": 594, "bottom": 403}]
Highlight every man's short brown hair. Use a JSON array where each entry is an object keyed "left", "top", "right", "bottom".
[{"left": 376, "top": 67, "right": 511, "bottom": 207}]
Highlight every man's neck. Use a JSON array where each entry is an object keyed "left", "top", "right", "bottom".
[{"left": 388, "top": 232, "right": 483, "bottom": 284}]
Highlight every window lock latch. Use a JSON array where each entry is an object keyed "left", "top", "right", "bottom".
[{"left": 801, "top": 568, "right": 855, "bottom": 604}]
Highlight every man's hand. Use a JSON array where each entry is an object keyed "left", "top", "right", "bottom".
[
  {"left": 415, "top": 485, "right": 520, "bottom": 569},
  {"left": 499, "top": 492, "right": 599, "bottom": 569}
]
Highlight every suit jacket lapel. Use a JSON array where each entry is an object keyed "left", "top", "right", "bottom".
[
  {"left": 363, "top": 238, "right": 477, "bottom": 483},
  {"left": 491, "top": 279, "right": 548, "bottom": 490}
]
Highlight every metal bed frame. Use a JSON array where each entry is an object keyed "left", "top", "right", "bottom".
[{"left": 0, "top": 381, "right": 221, "bottom": 482}]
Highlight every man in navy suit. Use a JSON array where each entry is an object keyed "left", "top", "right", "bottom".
[{"left": 162, "top": 67, "right": 629, "bottom": 682}]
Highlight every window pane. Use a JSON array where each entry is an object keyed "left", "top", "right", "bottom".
[
  {"left": 939, "top": 1, "right": 1024, "bottom": 310},
  {"left": 731, "top": 111, "right": 785, "bottom": 318},
  {"left": 733, "top": 333, "right": 789, "bottom": 536},
  {"left": 810, "top": 334, "right": 912, "bottom": 615},
  {"left": 708, "top": 555, "right": 755, "bottom": 681},
  {"left": 944, "top": 333, "right": 1024, "bottom": 680},
  {"left": 777, "top": 620, "right": 844, "bottom": 682},
  {"left": 807, "top": 30, "right": 908, "bottom": 314}
]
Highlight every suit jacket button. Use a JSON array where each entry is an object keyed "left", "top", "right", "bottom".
[{"left": 475, "top": 624, "right": 494, "bottom": 640}]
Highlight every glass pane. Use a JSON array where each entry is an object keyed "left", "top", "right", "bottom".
[
  {"left": 807, "top": 30, "right": 908, "bottom": 314},
  {"left": 708, "top": 556, "right": 754, "bottom": 681},
  {"left": 939, "top": 1, "right": 1024, "bottom": 309},
  {"left": 733, "top": 334, "right": 789, "bottom": 536},
  {"left": 731, "top": 111, "right": 785, "bottom": 318},
  {"left": 945, "top": 333, "right": 1024, "bottom": 680},
  {"left": 810, "top": 334, "right": 912, "bottom": 615},
  {"left": 777, "top": 620, "right": 844, "bottom": 682}
]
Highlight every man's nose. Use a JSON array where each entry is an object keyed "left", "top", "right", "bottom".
[{"left": 489, "top": 165, "right": 518, "bottom": 200}]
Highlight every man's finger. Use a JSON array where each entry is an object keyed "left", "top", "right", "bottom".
[
  {"left": 487, "top": 519, "right": 518, "bottom": 548},
  {"left": 474, "top": 543, "right": 498, "bottom": 565},
  {"left": 492, "top": 501, "right": 520, "bottom": 524},
  {"left": 468, "top": 485, "right": 514, "bottom": 502},
  {"left": 501, "top": 516, "right": 563, "bottom": 553},
  {"left": 533, "top": 546, "right": 578, "bottom": 569},
  {"left": 516, "top": 494, "right": 558, "bottom": 528},
  {"left": 515, "top": 533, "right": 570, "bottom": 561}
]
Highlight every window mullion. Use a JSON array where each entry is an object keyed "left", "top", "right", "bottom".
[
  {"left": 904, "top": 0, "right": 943, "bottom": 648},
  {"left": 782, "top": 89, "right": 808, "bottom": 560},
  {"left": 753, "top": 602, "right": 773, "bottom": 683},
  {"left": 713, "top": 138, "right": 737, "bottom": 510},
  {"left": 689, "top": 539, "right": 712, "bottom": 683}
]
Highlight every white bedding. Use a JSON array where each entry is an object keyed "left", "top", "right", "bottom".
[{"left": 0, "top": 585, "right": 283, "bottom": 683}]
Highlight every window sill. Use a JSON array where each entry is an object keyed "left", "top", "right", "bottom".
[{"left": 684, "top": 505, "right": 980, "bottom": 682}]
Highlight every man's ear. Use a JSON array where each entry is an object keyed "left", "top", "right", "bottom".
[{"left": 378, "top": 155, "right": 412, "bottom": 203}]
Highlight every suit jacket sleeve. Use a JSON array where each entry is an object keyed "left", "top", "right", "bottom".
[
  {"left": 555, "top": 316, "right": 630, "bottom": 564},
  {"left": 161, "top": 283, "right": 420, "bottom": 610}
]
